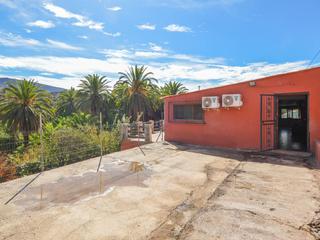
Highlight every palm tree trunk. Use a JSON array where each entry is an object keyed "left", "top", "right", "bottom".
[
  {"left": 23, "top": 133, "right": 29, "bottom": 145},
  {"left": 91, "top": 103, "right": 97, "bottom": 116}
]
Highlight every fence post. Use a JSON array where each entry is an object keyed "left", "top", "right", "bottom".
[
  {"left": 160, "top": 120, "right": 164, "bottom": 141},
  {"left": 137, "top": 121, "right": 143, "bottom": 143},
  {"left": 144, "top": 123, "right": 152, "bottom": 143},
  {"left": 120, "top": 123, "right": 129, "bottom": 141},
  {"left": 39, "top": 113, "right": 44, "bottom": 172},
  {"left": 149, "top": 120, "right": 155, "bottom": 133},
  {"left": 99, "top": 112, "right": 103, "bottom": 157}
]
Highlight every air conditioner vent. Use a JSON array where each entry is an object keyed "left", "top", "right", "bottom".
[
  {"left": 202, "top": 96, "right": 220, "bottom": 109},
  {"left": 222, "top": 94, "right": 243, "bottom": 107}
]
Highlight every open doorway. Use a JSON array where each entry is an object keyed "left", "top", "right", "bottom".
[{"left": 277, "top": 94, "right": 308, "bottom": 151}]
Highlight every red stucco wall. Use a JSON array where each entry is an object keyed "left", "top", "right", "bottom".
[{"left": 164, "top": 67, "right": 320, "bottom": 152}]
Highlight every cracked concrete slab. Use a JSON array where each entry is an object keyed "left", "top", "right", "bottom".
[
  {"left": 0, "top": 142, "right": 319, "bottom": 240},
  {"left": 176, "top": 160, "right": 320, "bottom": 240}
]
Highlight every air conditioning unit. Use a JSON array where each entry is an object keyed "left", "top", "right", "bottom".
[
  {"left": 222, "top": 94, "right": 243, "bottom": 108},
  {"left": 202, "top": 96, "right": 220, "bottom": 109}
]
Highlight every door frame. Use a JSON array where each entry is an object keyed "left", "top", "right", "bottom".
[
  {"left": 260, "top": 92, "right": 310, "bottom": 152},
  {"left": 275, "top": 92, "right": 310, "bottom": 152}
]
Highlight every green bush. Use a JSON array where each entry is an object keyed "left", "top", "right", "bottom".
[
  {"left": 9, "top": 124, "right": 121, "bottom": 177},
  {"left": 101, "top": 126, "right": 120, "bottom": 154},
  {"left": 16, "top": 161, "right": 41, "bottom": 176},
  {"left": 0, "top": 138, "right": 19, "bottom": 153},
  {"left": 55, "top": 112, "right": 97, "bottom": 129},
  {"left": 9, "top": 144, "right": 41, "bottom": 176},
  {"left": 44, "top": 128, "right": 101, "bottom": 167},
  {"left": 0, "top": 123, "right": 18, "bottom": 153},
  {"left": 0, "top": 123, "right": 10, "bottom": 139}
]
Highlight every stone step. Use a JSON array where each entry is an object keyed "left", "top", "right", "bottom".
[{"left": 249, "top": 149, "right": 312, "bottom": 162}]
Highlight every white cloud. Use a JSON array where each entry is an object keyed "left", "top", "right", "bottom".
[
  {"left": 137, "top": 23, "right": 156, "bottom": 31},
  {"left": 103, "top": 31, "right": 121, "bottom": 37},
  {"left": 171, "top": 54, "right": 225, "bottom": 64},
  {"left": 28, "top": 75, "right": 81, "bottom": 89},
  {"left": 72, "top": 20, "right": 103, "bottom": 30},
  {"left": 39, "top": 72, "right": 54, "bottom": 76},
  {"left": 27, "top": 20, "right": 55, "bottom": 29},
  {"left": 0, "top": 32, "right": 41, "bottom": 47},
  {"left": 101, "top": 49, "right": 131, "bottom": 58},
  {"left": 43, "top": 3, "right": 79, "bottom": 19},
  {"left": 149, "top": 43, "right": 163, "bottom": 52},
  {"left": 78, "top": 35, "right": 88, "bottom": 39},
  {"left": 0, "top": 56, "right": 128, "bottom": 77},
  {"left": 43, "top": 3, "right": 104, "bottom": 31},
  {"left": 0, "top": 32, "right": 82, "bottom": 51},
  {"left": 151, "top": 61, "right": 308, "bottom": 89},
  {"left": 104, "top": 49, "right": 220, "bottom": 67},
  {"left": 46, "top": 39, "right": 83, "bottom": 51},
  {"left": 134, "top": 51, "right": 168, "bottom": 58},
  {"left": 164, "top": 24, "right": 191, "bottom": 32},
  {"left": 100, "top": 45, "right": 224, "bottom": 65},
  {"left": 107, "top": 6, "right": 122, "bottom": 11},
  {"left": 0, "top": 54, "right": 308, "bottom": 91},
  {"left": 101, "top": 46, "right": 168, "bottom": 59}
]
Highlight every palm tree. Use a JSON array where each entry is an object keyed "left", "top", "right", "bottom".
[
  {"left": 78, "top": 74, "right": 110, "bottom": 116},
  {"left": 56, "top": 87, "right": 79, "bottom": 116},
  {"left": 116, "top": 65, "right": 157, "bottom": 120},
  {"left": 161, "top": 81, "right": 188, "bottom": 96},
  {"left": 0, "top": 79, "right": 52, "bottom": 144}
]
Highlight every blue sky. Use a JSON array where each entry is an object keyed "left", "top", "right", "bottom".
[{"left": 0, "top": 0, "right": 319, "bottom": 90}]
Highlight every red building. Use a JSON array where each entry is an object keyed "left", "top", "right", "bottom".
[{"left": 164, "top": 67, "right": 320, "bottom": 154}]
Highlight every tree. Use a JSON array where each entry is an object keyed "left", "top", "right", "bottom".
[
  {"left": 55, "top": 112, "right": 96, "bottom": 128},
  {"left": 147, "top": 85, "right": 162, "bottom": 119},
  {"left": 78, "top": 74, "right": 110, "bottom": 116},
  {"left": 0, "top": 79, "right": 52, "bottom": 144},
  {"left": 56, "top": 87, "right": 79, "bottom": 116},
  {"left": 116, "top": 65, "right": 157, "bottom": 120},
  {"left": 161, "top": 81, "right": 188, "bottom": 96}
]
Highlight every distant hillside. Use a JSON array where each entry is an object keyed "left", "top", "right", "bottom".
[{"left": 0, "top": 78, "right": 65, "bottom": 93}]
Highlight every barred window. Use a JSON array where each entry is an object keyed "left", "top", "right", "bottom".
[
  {"left": 280, "top": 108, "right": 301, "bottom": 119},
  {"left": 173, "top": 104, "right": 203, "bottom": 121}
]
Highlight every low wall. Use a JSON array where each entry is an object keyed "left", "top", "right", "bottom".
[{"left": 121, "top": 139, "right": 146, "bottom": 151}]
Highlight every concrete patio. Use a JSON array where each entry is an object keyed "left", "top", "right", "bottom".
[{"left": 0, "top": 142, "right": 319, "bottom": 240}]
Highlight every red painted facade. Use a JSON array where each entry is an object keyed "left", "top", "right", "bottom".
[{"left": 164, "top": 67, "right": 320, "bottom": 153}]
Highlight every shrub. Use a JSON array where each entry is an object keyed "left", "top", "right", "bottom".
[
  {"left": 55, "top": 112, "right": 97, "bottom": 129},
  {"left": 9, "top": 125, "right": 121, "bottom": 177},
  {"left": 44, "top": 128, "right": 101, "bottom": 167},
  {"left": 102, "top": 125, "right": 120, "bottom": 154},
  {"left": 16, "top": 161, "right": 41, "bottom": 176},
  {"left": 0, "top": 123, "right": 18, "bottom": 153},
  {"left": 0, "top": 153, "right": 17, "bottom": 182},
  {"left": 9, "top": 143, "right": 42, "bottom": 176}
]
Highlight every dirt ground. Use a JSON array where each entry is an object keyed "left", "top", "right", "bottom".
[{"left": 0, "top": 142, "right": 319, "bottom": 240}]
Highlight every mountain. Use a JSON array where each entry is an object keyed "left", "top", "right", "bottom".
[{"left": 0, "top": 78, "right": 65, "bottom": 93}]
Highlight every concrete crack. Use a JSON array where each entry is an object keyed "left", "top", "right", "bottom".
[
  {"left": 176, "top": 162, "right": 244, "bottom": 240},
  {"left": 147, "top": 161, "right": 242, "bottom": 240}
]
